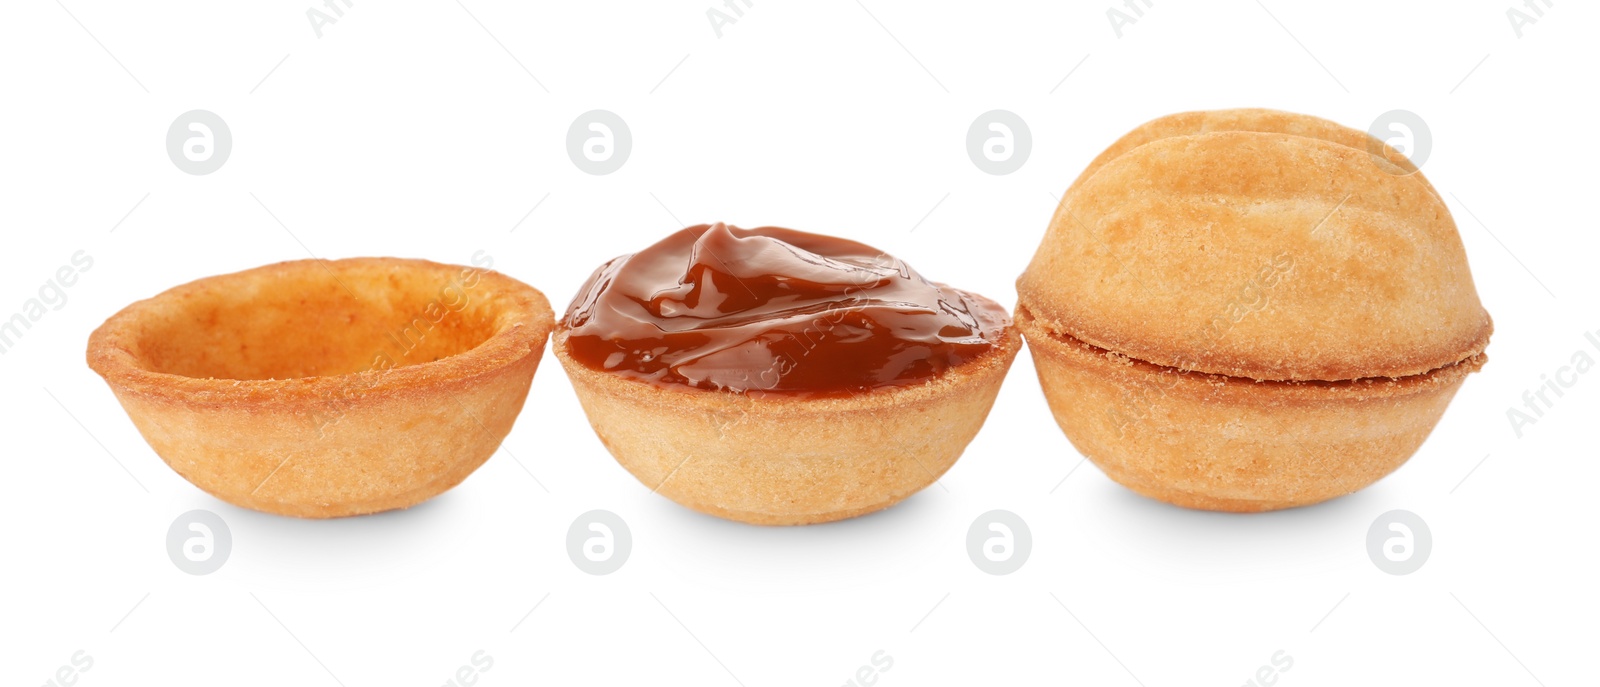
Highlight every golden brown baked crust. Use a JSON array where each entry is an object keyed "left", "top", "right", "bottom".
[
  {"left": 1069, "top": 108, "right": 1421, "bottom": 188},
  {"left": 1018, "top": 307, "right": 1481, "bottom": 511},
  {"left": 1018, "top": 108, "right": 1492, "bottom": 511},
  {"left": 87, "top": 257, "right": 553, "bottom": 518},
  {"left": 1020, "top": 109, "right": 1491, "bottom": 381},
  {"left": 553, "top": 322, "right": 1021, "bottom": 526}
]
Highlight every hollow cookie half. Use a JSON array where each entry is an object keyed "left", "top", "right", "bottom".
[
  {"left": 1018, "top": 109, "right": 1492, "bottom": 512},
  {"left": 87, "top": 258, "right": 553, "bottom": 518}
]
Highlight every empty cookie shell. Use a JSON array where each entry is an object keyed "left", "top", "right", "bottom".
[{"left": 86, "top": 257, "right": 554, "bottom": 518}]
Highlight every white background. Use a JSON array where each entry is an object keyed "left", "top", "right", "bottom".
[{"left": 2, "top": 1, "right": 1595, "bottom": 684}]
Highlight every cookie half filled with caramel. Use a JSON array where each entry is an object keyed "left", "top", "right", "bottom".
[
  {"left": 555, "top": 223, "right": 1020, "bottom": 525},
  {"left": 1017, "top": 108, "right": 1492, "bottom": 512}
]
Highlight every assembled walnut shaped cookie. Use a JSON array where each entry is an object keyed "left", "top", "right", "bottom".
[{"left": 1017, "top": 109, "right": 1492, "bottom": 512}]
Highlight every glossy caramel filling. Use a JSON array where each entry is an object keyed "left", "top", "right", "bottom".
[{"left": 562, "top": 223, "right": 1009, "bottom": 396}]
